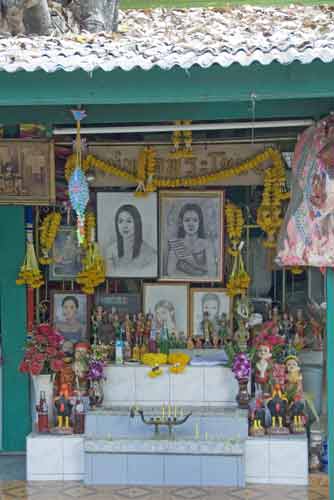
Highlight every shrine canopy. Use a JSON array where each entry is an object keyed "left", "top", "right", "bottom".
[{"left": 276, "top": 116, "right": 334, "bottom": 268}]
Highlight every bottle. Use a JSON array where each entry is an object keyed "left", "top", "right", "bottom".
[
  {"left": 37, "top": 391, "right": 49, "bottom": 433},
  {"left": 159, "top": 320, "right": 170, "bottom": 355},
  {"left": 115, "top": 339, "right": 124, "bottom": 364},
  {"left": 73, "top": 398, "right": 85, "bottom": 434}
]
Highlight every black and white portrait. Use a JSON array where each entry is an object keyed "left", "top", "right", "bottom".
[
  {"left": 190, "top": 288, "right": 231, "bottom": 337},
  {"left": 49, "top": 226, "right": 82, "bottom": 280},
  {"left": 143, "top": 283, "right": 189, "bottom": 337},
  {"left": 97, "top": 192, "right": 158, "bottom": 278},
  {"left": 52, "top": 292, "right": 88, "bottom": 343},
  {"left": 159, "top": 191, "right": 224, "bottom": 282}
]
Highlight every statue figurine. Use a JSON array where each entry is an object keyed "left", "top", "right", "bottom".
[
  {"left": 310, "top": 317, "right": 323, "bottom": 351},
  {"left": 144, "top": 313, "right": 153, "bottom": 342},
  {"left": 136, "top": 313, "right": 145, "bottom": 344},
  {"left": 212, "top": 333, "right": 220, "bottom": 349},
  {"left": 72, "top": 342, "right": 90, "bottom": 396},
  {"left": 295, "top": 308, "right": 307, "bottom": 348},
  {"left": 195, "top": 337, "right": 203, "bottom": 349},
  {"left": 58, "top": 340, "right": 75, "bottom": 396},
  {"left": 267, "top": 384, "right": 289, "bottom": 434},
  {"left": 281, "top": 312, "right": 291, "bottom": 341},
  {"left": 91, "top": 305, "right": 105, "bottom": 343},
  {"left": 284, "top": 355, "right": 303, "bottom": 397},
  {"left": 54, "top": 383, "right": 73, "bottom": 430},
  {"left": 218, "top": 313, "right": 231, "bottom": 346},
  {"left": 254, "top": 343, "right": 273, "bottom": 397},
  {"left": 187, "top": 336, "right": 195, "bottom": 350},
  {"left": 249, "top": 397, "right": 266, "bottom": 436},
  {"left": 124, "top": 314, "right": 134, "bottom": 346},
  {"left": 112, "top": 311, "right": 121, "bottom": 339},
  {"left": 289, "top": 394, "right": 306, "bottom": 434},
  {"left": 201, "top": 311, "right": 213, "bottom": 347},
  {"left": 234, "top": 318, "right": 249, "bottom": 352}
]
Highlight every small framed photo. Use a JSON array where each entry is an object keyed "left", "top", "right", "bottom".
[
  {"left": 97, "top": 191, "right": 158, "bottom": 278},
  {"left": 159, "top": 190, "right": 224, "bottom": 282},
  {"left": 51, "top": 292, "right": 89, "bottom": 343},
  {"left": 190, "top": 288, "right": 231, "bottom": 337},
  {"left": 49, "top": 226, "right": 82, "bottom": 281},
  {"left": 143, "top": 283, "right": 189, "bottom": 337}
]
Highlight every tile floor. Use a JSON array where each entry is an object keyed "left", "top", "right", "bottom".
[{"left": 0, "top": 480, "right": 328, "bottom": 499}]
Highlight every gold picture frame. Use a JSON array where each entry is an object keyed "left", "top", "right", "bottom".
[
  {"left": 0, "top": 139, "right": 55, "bottom": 205},
  {"left": 189, "top": 287, "right": 231, "bottom": 338},
  {"left": 159, "top": 190, "right": 224, "bottom": 282}
]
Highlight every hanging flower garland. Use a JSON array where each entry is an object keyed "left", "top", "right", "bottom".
[
  {"left": 134, "top": 146, "right": 157, "bottom": 195},
  {"left": 225, "top": 203, "right": 251, "bottom": 297},
  {"left": 39, "top": 212, "right": 61, "bottom": 264},
  {"left": 16, "top": 227, "right": 44, "bottom": 289},
  {"left": 83, "top": 212, "right": 96, "bottom": 249},
  {"left": 257, "top": 149, "right": 290, "bottom": 248},
  {"left": 64, "top": 147, "right": 285, "bottom": 192},
  {"left": 76, "top": 242, "right": 106, "bottom": 294},
  {"left": 169, "top": 120, "right": 194, "bottom": 159}
]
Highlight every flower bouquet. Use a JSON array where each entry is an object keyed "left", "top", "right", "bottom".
[
  {"left": 87, "top": 345, "right": 106, "bottom": 408},
  {"left": 19, "top": 324, "right": 64, "bottom": 376},
  {"left": 232, "top": 352, "right": 251, "bottom": 409}
]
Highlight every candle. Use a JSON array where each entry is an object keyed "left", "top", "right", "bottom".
[
  {"left": 162, "top": 405, "right": 165, "bottom": 419},
  {"left": 205, "top": 432, "right": 208, "bottom": 441},
  {"left": 180, "top": 408, "right": 184, "bottom": 418},
  {"left": 168, "top": 404, "right": 171, "bottom": 417},
  {"left": 174, "top": 405, "right": 177, "bottom": 418},
  {"left": 195, "top": 424, "right": 200, "bottom": 439}
]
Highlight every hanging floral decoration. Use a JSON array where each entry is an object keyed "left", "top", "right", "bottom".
[
  {"left": 169, "top": 121, "right": 194, "bottom": 159},
  {"left": 83, "top": 212, "right": 96, "bottom": 249},
  {"left": 39, "top": 212, "right": 61, "bottom": 264},
  {"left": 257, "top": 149, "right": 290, "bottom": 248},
  {"left": 225, "top": 202, "right": 251, "bottom": 297},
  {"left": 135, "top": 146, "right": 157, "bottom": 195},
  {"left": 68, "top": 110, "right": 89, "bottom": 246},
  {"left": 76, "top": 241, "right": 106, "bottom": 294},
  {"left": 65, "top": 147, "right": 285, "bottom": 192},
  {"left": 16, "top": 225, "right": 44, "bottom": 289}
]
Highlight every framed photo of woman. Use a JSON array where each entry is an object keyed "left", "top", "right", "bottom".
[
  {"left": 159, "top": 190, "right": 224, "bottom": 282},
  {"left": 49, "top": 226, "right": 82, "bottom": 281},
  {"left": 143, "top": 283, "right": 189, "bottom": 338},
  {"left": 190, "top": 288, "right": 231, "bottom": 337},
  {"left": 51, "top": 292, "right": 89, "bottom": 343},
  {"left": 97, "top": 192, "right": 158, "bottom": 278}
]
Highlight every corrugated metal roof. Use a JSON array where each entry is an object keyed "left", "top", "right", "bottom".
[{"left": 0, "top": 6, "right": 334, "bottom": 73}]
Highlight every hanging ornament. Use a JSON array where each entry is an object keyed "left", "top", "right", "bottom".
[
  {"left": 39, "top": 212, "right": 61, "bottom": 264},
  {"left": 16, "top": 222, "right": 44, "bottom": 289},
  {"left": 169, "top": 120, "right": 195, "bottom": 159},
  {"left": 135, "top": 146, "right": 157, "bottom": 196},
  {"left": 76, "top": 242, "right": 106, "bottom": 294},
  {"left": 68, "top": 109, "right": 89, "bottom": 245}
]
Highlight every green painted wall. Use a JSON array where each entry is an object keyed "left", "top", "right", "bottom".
[{"left": 0, "top": 207, "right": 30, "bottom": 451}]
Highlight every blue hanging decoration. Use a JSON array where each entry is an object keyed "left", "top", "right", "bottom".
[{"left": 68, "top": 109, "right": 89, "bottom": 245}]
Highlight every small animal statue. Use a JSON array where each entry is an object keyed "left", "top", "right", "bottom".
[
  {"left": 250, "top": 397, "right": 266, "bottom": 436},
  {"left": 289, "top": 394, "right": 306, "bottom": 433},
  {"left": 267, "top": 384, "right": 289, "bottom": 433}
]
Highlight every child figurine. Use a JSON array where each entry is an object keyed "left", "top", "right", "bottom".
[
  {"left": 54, "top": 384, "right": 73, "bottom": 431},
  {"left": 254, "top": 343, "right": 273, "bottom": 397},
  {"left": 284, "top": 355, "right": 303, "bottom": 396}
]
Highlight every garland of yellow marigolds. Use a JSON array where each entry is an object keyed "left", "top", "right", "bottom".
[
  {"left": 76, "top": 241, "right": 106, "bottom": 294},
  {"left": 65, "top": 147, "right": 286, "bottom": 193},
  {"left": 134, "top": 146, "right": 157, "bottom": 195},
  {"left": 39, "top": 212, "right": 62, "bottom": 264},
  {"left": 169, "top": 121, "right": 194, "bottom": 159},
  {"left": 225, "top": 202, "right": 251, "bottom": 297},
  {"left": 17, "top": 229, "right": 44, "bottom": 289}
]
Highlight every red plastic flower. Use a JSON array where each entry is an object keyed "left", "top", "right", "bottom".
[
  {"left": 30, "top": 361, "right": 43, "bottom": 375},
  {"left": 19, "top": 360, "right": 30, "bottom": 373},
  {"left": 35, "top": 353, "right": 46, "bottom": 363},
  {"left": 46, "top": 346, "right": 57, "bottom": 357},
  {"left": 37, "top": 324, "right": 51, "bottom": 336},
  {"left": 50, "top": 359, "right": 64, "bottom": 372}
]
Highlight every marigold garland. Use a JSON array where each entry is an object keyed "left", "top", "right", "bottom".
[
  {"left": 257, "top": 149, "right": 290, "bottom": 249},
  {"left": 83, "top": 212, "right": 96, "bottom": 249},
  {"left": 17, "top": 234, "right": 44, "bottom": 289},
  {"left": 142, "top": 353, "right": 168, "bottom": 367},
  {"left": 39, "top": 212, "right": 61, "bottom": 264},
  {"left": 148, "top": 366, "right": 164, "bottom": 378},
  {"left": 168, "top": 352, "right": 190, "bottom": 366},
  {"left": 169, "top": 121, "right": 195, "bottom": 159},
  {"left": 65, "top": 147, "right": 286, "bottom": 193},
  {"left": 76, "top": 242, "right": 106, "bottom": 294}
]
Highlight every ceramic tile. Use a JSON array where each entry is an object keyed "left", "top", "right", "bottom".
[
  {"left": 135, "top": 367, "right": 170, "bottom": 403},
  {"left": 104, "top": 366, "right": 136, "bottom": 404},
  {"left": 170, "top": 368, "right": 204, "bottom": 404},
  {"left": 26, "top": 436, "right": 63, "bottom": 479},
  {"left": 203, "top": 367, "right": 238, "bottom": 404},
  {"left": 245, "top": 438, "right": 270, "bottom": 484},
  {"left": 269, "top": 438, "right": 308, "bottom": 485},
  {"left": 63, "top": 437, "right": 84, "bottom": 475}
]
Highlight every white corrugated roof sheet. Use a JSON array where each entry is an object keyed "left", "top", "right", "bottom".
[{"left": 0, "top": 6, "right": 334, "bottom": 72}]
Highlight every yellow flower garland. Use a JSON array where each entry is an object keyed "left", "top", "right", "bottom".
[
  {"left": 168, "top": 352, "right": 190, "bottom": 374},
  {"left": 169, "top": 121, "right": 195, "bottom": 159},
  {"left": 64, "top": 147, "right": 286, "bottom": 193},
  {"left": 17, "top": 238, "right": 44, "bottom": 289},
  {"left": 83, "top": 212, "right": 96, "bottom": 249},
  {"left": 225, "top": 202, "right": 244, "bottom": 255},
  {"left": 142, "top": 353, "right": 168, "bottom": 367},
  {"left": 39, "top": 212, "right": 61, "bottom": 264},
  {"left": 76, "top": 242, "right": 106, "bottom": 294}
]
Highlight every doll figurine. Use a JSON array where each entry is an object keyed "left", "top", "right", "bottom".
[
  {"left": 54, "top": 383, "right": 73, "bottom": 430},
  {"left": 295, "top": 308, "right": 307, "bottom": 347},
  {"left": 144, "top": 313, "right": 153, "bottom": 342},
  {"left": 255, "top": 343, "right": 273, "bottom": 397},
  {"left": 124, "top": 314, "right": 134, "bottom": 345},
  {"left": 136, "top": 313, "right": 145, "bottom": 344},
  {"left": 201, "top": 311, "right": 213, "bottom": 347},
  {"left": 218, "top": 313, "right": 231, "bottom": 346},
  {"left": 284, "top": 355, "right": 303, "bottom": 396}
]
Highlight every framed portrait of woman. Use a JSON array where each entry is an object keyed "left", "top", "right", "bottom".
[
  {"left": 97, "top": 192, "right": 158, "bottom": 278},
  {"left": 143, "top": 283, "right": 189, "bottom": 338},
  {"left": 49, "top": 226, "right": 82, "bottom": 281},
  {"left": 51, "top": 292, "right": 89, "bottom": 343},
  {"left": 159, "top": 190, "right": 224, "bottom": 282},
  {"left": 190, "top": 288, "right": 231, "bottom": 337}
]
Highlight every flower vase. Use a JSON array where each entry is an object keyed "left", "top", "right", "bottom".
[
  {"left": 89, "top": 380, "right": 104, "bottom": 409},
  {"left": 236, "top": 378, "right": 250, "bottom": 409},
  {"left": 32, "top": 374, "right": 54, "bottom": 426}
]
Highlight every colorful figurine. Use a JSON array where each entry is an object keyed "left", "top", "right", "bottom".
[
  {"left": 295, "top": 308, "right": 307, "bottom": 348},
  {"left": 267, "top": 384, "right": 289, "bottom": 434},
  {"left": 249, "top": 397, "right": 266, "bottom": 436},
  {"left": 310, "top": 317, "right": 323, "bottom": 351},
  {"left": 201, "top": 311, "right": 213, "bottom": 347},
  {"left": 54, "top": 383, "right": 73, "bottom": 430},
  {"left": 218, "top": 313, "right": 231, "bottom": 346},
  {"left": 284, "top": 355, "right": 303, "bottom": 397},
  {"left": 289, "top": 394, "right": 306, "bottom": 434},
  {"left": 254, "top": 343, "right": 273, "bottom": 397},
  {"left": 72, "top": 342, "right": 90, "bottom": 395}
]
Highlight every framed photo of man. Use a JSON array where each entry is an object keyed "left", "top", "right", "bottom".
[
  {"left": 190, "top": 288, "right": 231, "bottom": 338},
  {"left": 143, "top": 283, "right": 189, "bottom": 338},
  {"left": 49, "top": 226, "right": 82, "bottom": 281},
  {"left": 51, "top": 292, "right": 89, "bottom": 344},
  {"left": 159, "top": 190, "right": 224, "bottom": 282},
  {"left": 97, "top": 192, "right": 158, "bottom": 278}
]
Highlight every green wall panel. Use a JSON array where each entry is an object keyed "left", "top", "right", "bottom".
[{"left": 0, "top": 207, "right": 30, "bottom": 451}]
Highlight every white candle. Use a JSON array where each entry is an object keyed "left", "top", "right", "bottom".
[
  {"left": 168, "top": 404, "right": 171, "bottom": 417},
  {"left": 174, "top": 405, "right": 177, "bottom": 418},
  {"left": 205, "top": 432, "right": 208, "bottom": 441},
  {"left": 162, "top": 405, "right": 165, "bottom": 419},
  {"left": 180, "top": 408, "right": 184, "bottom": 418}
]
